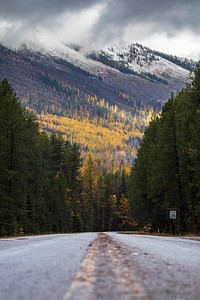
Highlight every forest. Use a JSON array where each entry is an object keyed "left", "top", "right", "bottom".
[
  {"left": 0, "top": 61, "right": 200, "bottom": 236},
  {"left": 129, "top": 62, "right": 200, "bottom": 234}
]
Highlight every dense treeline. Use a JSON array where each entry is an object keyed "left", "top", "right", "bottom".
[
  {"left": 0, "top": 79, "right": 82, "bottom": 235},
  {"left": 129, "top": 62, "right": 200, "bottom": 234},
  {"left": 0, "top": 79, "right": 133, "bottom": 236}
]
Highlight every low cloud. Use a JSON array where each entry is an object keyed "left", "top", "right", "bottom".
[
  {"left": 91, "top": 0, "right": 200, "bottom": 44},
  {"left": 0, "top": 0, "right": 199, "bottom": 59}
]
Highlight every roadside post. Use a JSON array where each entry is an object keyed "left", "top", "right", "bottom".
[{"left": 166, "top": 208, "right": 180, "bottom": 235}]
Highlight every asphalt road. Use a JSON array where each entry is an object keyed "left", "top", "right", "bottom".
[
  {"left": 107, "top": 233, "right": 200, "bottom": 300},
  {"left": 0, "top": 233, "right": 199, "bottom": 300},
  {"left": 0, "top": 233, "right": 97, "bottom": 300}
]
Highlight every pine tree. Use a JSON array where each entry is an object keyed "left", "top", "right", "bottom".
[
  {"left": 0, "top": 79, "right": 29, "bottom": 235},
  {"left": 81, "top": 154, "right": 96, "bottom": 231}
]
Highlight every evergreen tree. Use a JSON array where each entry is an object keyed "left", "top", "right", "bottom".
[
  {"left": 81, "top": 154, "right": 96, "bottom": 231},
  {"left": 128, "top": 62, "right": 200, "bottom": 233},
  {"left": 0, "top": 79, "right": 29, "bottom": 234}
]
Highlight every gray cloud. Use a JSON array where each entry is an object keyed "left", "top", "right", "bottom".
[
  {"left": 0, "top": 0, "right": 199, "bottom": 58},
  {"left": 1, "top": 0, "right": 199, "bottom": 35},
  {"left": 0, "top": 0, "right": 104, "bottom": 48},
  {"left": 0, "top": 0, "right": 101, "bottom": 22},
  {"left": 91, "top": 0, "right": 200, "bottom": 43}
]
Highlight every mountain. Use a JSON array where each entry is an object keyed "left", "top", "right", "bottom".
[
  {"left": 0, "top": 42, "right": 196, "bottom": 169},
  {"left": 88, "top": 42, "right": 195, "bottom": 86},
  {"left": 41, "top": 41, "right": 195, "bottom": 108}
]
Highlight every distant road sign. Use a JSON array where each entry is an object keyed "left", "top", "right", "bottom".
[{"left": 170, "top": 210, "right": 177, "bottom": 220}]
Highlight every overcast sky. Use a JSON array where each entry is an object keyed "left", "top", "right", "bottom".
[{"left": 0, "top": 0, "right": 200, "bottom": 59}]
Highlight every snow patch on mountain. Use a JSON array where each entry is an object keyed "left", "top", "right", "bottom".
[
  {"left": 27, "top": 41, "right": 192, "bottom": 94},
  {"left": 44, "top": 42, "right": 118, "bottom": 79},
  {"left": 103, "top": 43, "right": 189, "bottom": 83}
]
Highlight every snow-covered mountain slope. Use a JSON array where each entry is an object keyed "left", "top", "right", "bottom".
[
  {"left": 0, "top": 41, "right": 195, "bottom": 112},
  {"left": 102, "top": 43, "right": 194, "bottom": 88},
  {"left": 104, "top": 43, "right": 195, "bottom": 72},
  {"left": 43, "top": 42, "right": 118, "bottom": 80},
  {"left": 41, "top": 41, "right": 195, "bottom": 93},
  {"left": 105, "top": 44, "right": 188, "bottom": 79}
]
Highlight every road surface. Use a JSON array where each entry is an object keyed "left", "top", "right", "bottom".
[
  {"left": 0, "top": 233, "right": 199, "bottom": 300},
  {"left": 0, "top": 233, "right": 97, "bottom": 300}
]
